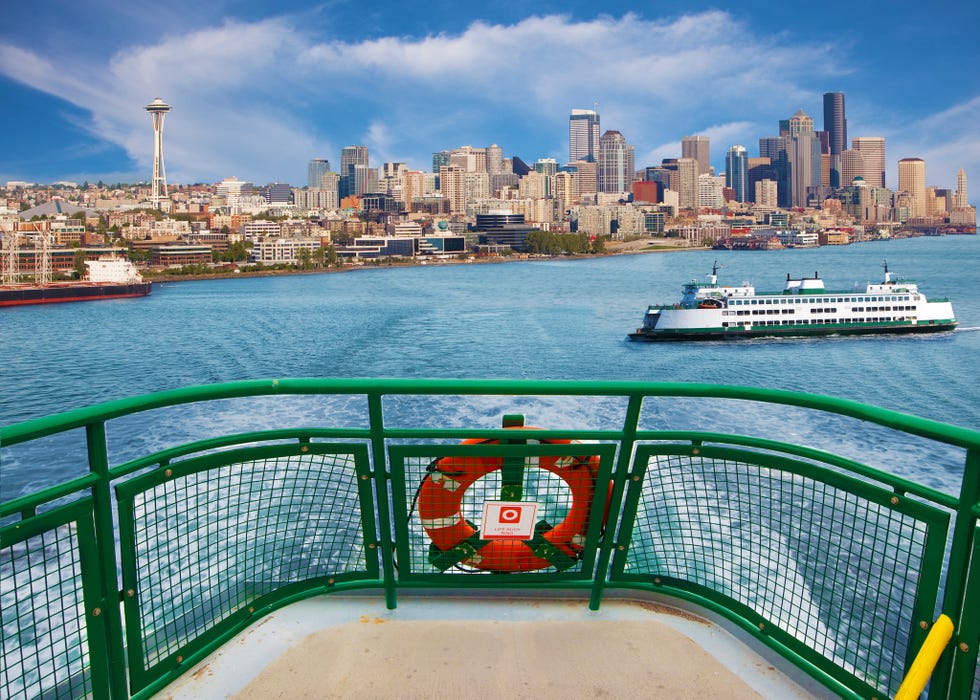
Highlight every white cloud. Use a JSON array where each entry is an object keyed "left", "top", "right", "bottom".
[{"left": 0, "top": 9, "right": 974, "bottom": 196}]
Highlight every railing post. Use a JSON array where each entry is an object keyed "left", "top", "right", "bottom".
[
  {"left": 85, "top": 422, "right": 129, "bottom": 698},
  {"left": 934, "top": 447, "right": 980, "bottom": 699},
  {"left": 367, "top": 392, "right": 398, "bottom": 609},
  {"left": 589, "top": 394, "right": 643, "bottom": 611}
]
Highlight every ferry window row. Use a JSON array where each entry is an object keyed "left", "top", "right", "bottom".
[
  {"left": 722, "top": 317, "right": 907, "bottom": 328},
  {"left": 729, "top": 296, "right": 911, "bottom": 305}
]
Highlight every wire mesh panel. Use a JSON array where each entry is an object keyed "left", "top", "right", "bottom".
[
  {"left": 115, "top": 443, "right": 375, "bottom": 691},
  {"left": 0, "top": 500, "right": 101, "bottom": 700},
  {"left": 612, "top": 445, "right": 949, "bottom": 699},
  {"left": 390, "top": 442, "right": 615, "bottom": 581}
]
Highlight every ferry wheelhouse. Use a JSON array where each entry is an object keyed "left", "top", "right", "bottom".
[{"left": 629, "top": 263, "right": 957, "bottom": 341}]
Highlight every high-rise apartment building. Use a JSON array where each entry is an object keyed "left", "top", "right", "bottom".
[
  {"left": 852, "top": 137, "right": 886, "bottom": 188},
  {"left": 725, "top": 145, "right": 748, "bottom": 202},
  {"left": 681, "top": 135, "right": 710, "bottom": 175},
  {"left": 898, "top": 158, "right": 926, "bottom": 218},
  {"left": 823, "top": 92, "right": 846, "bottom": 187},
  {"left": 597, "top": 130, "right": 635, "bottom": 194},
  {"left": 676, "top": 158, "right": 699, "bottom": 210},
  {"left": 486, "top": 144, "right": 504, "bottom": 175},
  {"left": 568, "top": 160, "right": 598, "bottom": 201},
  {"left": 569, "top": 109, "right": 600, "bottom": 163},
  {"left": 308, "top": 159, "right": 331, "bottom": 189}
]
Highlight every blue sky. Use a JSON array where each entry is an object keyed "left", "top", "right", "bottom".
[{"left": 1, "top": 0, "right": 977, "bottom": 202}]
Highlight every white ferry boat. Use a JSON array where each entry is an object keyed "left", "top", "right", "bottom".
[{"left": 629, "top": 262, "right": 957, "bottom": 341}]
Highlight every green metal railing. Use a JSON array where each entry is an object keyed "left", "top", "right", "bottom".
[{"left": 1, "top": 379, "right": 978, "bottom": 699}]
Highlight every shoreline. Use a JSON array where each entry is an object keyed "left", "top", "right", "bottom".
[{"left": 143, "top": 241, "right": 709, "bottom": 283}]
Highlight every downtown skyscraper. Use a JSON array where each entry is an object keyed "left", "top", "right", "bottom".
[
  {"left": 681, "top": 135, "right": 710, "bottom": 175},
  {"left": 823, "top": 92, "right": 847, "bottom": 187},
  {"left": 725, "top": 145, "right": 748, "bottom": 202},
  {"left": 597, "top": 130, "right": 635, "bottom": 194},
  {"left": 569, "top": 109, "right": 600, "bottom": 163}
]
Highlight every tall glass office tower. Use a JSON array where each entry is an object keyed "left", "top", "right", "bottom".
[
  {"left": 823, "top": 92, "right": 846, "bottom": 187},
  {"left": 725, "top": 145, "right": 748, "bottom": 202},
  {"left": 569, "top": 109, "right": 600, "bottom": 163}
]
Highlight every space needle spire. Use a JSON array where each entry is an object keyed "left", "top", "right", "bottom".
[{"left": 145, "top": 97, "right": 171, "bottom": 209}]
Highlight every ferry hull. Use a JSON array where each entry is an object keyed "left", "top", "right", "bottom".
[
  {"left": 629, "top": 320, "right": 958, "bottom": 342},
  {"left": 0, "top": 282, "right": 151, "bottom": 307}
]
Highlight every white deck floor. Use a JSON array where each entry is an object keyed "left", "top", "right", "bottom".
[{"left": 158, "top": 593, "right": 833, "bottom": 699}]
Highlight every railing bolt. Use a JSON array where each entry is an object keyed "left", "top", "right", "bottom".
[
  {"left": 92, "top": 607, "right": 102, "bottom": 617},
  {"left": 127, "top": 589, "right": 135, "bottom": 598},
  {"left": 368, "top": 543, "right": 376, "bottom": 549},
  {"left": 300, "top": 445, "right": 309, "bottom": 453},
  {"left": 758, "top": 622, "right": 765, "bottom": 631},
  {"left": 890, "top": 496, "right": 899, "bottom": 505},
  {"left": 361, "top": 474, "right": 369, "bottom": 481},
  {"left": 165, "top": 468, "right": 173, "bottom": 478},
  {"left": 692, "top": 447, "right": 700, "bottom": 455},
  {"left": 328, "top": 578, "right": 335, "bottom": 585},
  {"left": 176, "top": 656, "right": 183, "bottom": 664},
  {"left": 960, "top": 642, "right": 970, "bottom": 653},
  {"left": 632, "top": 475, "right": 640, "bottom": 482},
  {"left": 617, "top": 545, "right": 625, "bottom": 551},
  {"left": 248, "top": 607, "right": 254, "bottom": 614},
  {"left": 654, "top": 577, "right": 661, "bottom": 584}
]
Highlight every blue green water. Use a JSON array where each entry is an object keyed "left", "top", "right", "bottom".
[{"left": 1, "top": 235, "right": 978, "bottom": 499}]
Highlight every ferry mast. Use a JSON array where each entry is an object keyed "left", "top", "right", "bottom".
[{"left": 145, "top": 97, "right": 171, "bottom": 209}]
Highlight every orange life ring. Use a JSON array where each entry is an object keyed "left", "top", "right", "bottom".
[{"left": 417, "top": 431, "right": 602, "bottom": 572}]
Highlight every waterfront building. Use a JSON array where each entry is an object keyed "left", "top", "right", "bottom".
[
  {"left": 725, "top": 145, "right": 748, "bottom": 202},
  {"left": 597, "top": 131, "right": 635, "bottom": 194},
  {"left": 682, "top": 136, "right": 710, "bottom": 175},
  {"left": 569, "top": 108, "right": 600, "bottom": 163},
  {"left": 307, "top": 159, "right": 331, "bottom": 189},
  {"left": 250, "top": 237, "right": 322, "bottom": 265},
  {"left": 898, "top": 158, "right": 927, "bottom": 218},
  {"left": 553, "top": 171, "right": 576, "bottom": 210},
  {"left": 823, "top": 92, "right": 846, "bottom": 187},
  {"left": 852, "top": 137, "right": 886, "bottom": 188}
]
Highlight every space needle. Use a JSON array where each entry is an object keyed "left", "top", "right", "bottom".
[{"left": 145, "top": 97, "right": 171, "bottom": 208}]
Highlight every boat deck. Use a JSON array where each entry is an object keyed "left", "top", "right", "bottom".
[{"left": 158, "top": 594, "right": 831, "bottom": 699}]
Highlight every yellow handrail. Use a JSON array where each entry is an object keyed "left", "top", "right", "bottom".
[{"left": 894, "top": 614, "right": 954, "bottom": 700}]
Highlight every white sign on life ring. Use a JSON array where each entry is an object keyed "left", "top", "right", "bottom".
[{"left": 481, "top": 501, "right": 539, "bottom": 540}]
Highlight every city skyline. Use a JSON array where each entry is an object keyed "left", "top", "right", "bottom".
[{"left": 0, "top": 1, "right": 977, "bottom": 203}]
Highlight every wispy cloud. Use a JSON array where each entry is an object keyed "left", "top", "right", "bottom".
[{"left": 0, "top": 10, "right": 975, "bottom": 194}]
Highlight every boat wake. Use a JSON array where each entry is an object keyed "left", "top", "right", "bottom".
[{"left": 954, "top": 326, "right": 980, "bottom": 332}]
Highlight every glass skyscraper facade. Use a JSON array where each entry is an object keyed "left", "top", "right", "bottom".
[
  {"left": 569, "top": 109, "right": 600, "bottom": 163},
  {"left": 725, "top": 145, "right": 748, "bottom": 202}
]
